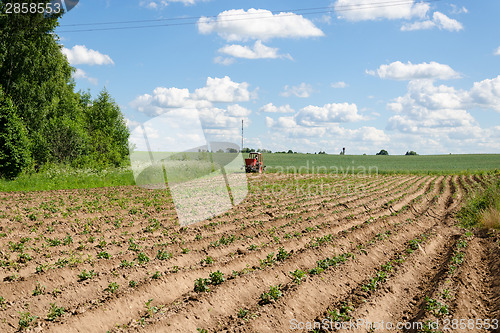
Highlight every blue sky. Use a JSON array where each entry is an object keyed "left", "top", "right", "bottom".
[{"left": 57, "top": 0, "right": 500, "bottom": 155}]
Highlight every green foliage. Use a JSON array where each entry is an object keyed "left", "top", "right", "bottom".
[
  {"left": 137, "top": 252, "right": 150, "bottom": 264},
  {"left": 405, "top": 150, "right": 418, "bottom": 155},
  {"left": 105, "top": 282, "right": 119, "bottom": 293},
  {"left": 259, "top": 285, "right": 282, "bottom": 304},
  {"left": 84, "top": 89, "right": 130, "bottom": 167},
  {"left": 194, "top": 278, "right": 210, "bottom": 292},
  {"left": 78, "top": 269, "right": 96, "bottom": 281},
  {"left": 290, "top": 269, "right": 307, "bottom": 284},
  {"left": 327, "top": 302, "right": 354, "bottom": 322},
  {"left": 208, "top": 270, "right": 225, "bottom": 285},
  {"left": 32, "top": 282, "right": 46, "bottom": 296},
  {"left": 237, "top": 308, "right": 249, "bottom": 319},
  {"left": 259, "top": 252, "right": 275, "bottom": 268},
  {"left": 156, "top": 249, "right": 172, "bottom": 260},
  {"left": 376, "top": 149, "right": 389, "bottom": 155},
  {"left": 18, "top": 311, "right": 37, "bottom": 330},
  {"left": 47, "top": 303, "right": 65, "bottom": 321},
  {"left": 424, "top": 296, "right": 449, "bottom": 317},
  {"left": 457, "top": 180, "right": 500, "bottom": 228},
  {"left": 0, "top": 88, "right": 31, "bottom": 179},
  {"left": 0, "top": 8, "right": 129, "bottom": 180},
  {"left": 276, "top": 247, "right": 290, "bottom": 262}
]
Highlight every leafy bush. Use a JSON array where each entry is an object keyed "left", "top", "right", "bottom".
[{"left": 0, "top": 88, "right": 32, "bottom": 179}]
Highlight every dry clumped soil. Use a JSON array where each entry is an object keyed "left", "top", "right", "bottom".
[{"left": 0, "top": 173, "right": 498, "bottom": 332}]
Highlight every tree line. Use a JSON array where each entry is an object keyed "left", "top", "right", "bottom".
[{"left": 0, "top": 0, "right": 129, "bottom": 179}]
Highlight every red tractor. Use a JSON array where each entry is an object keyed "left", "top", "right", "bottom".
[{"left": 244, "top": 152, "right": 265, "bottom": 173}]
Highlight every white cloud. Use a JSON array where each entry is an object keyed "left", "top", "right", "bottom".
[
  {"left": 450, "top": 4, "right": 468, "bottom": 15},
  {"left": 218, "top": 40, "right": 291, "bottom": 60},
  {"left": 213, "top": 56, "right": 236, "bottom": 66},
  {"left": 296, "top": 103, "right": 367, "bottom": 125},
  {"left": 386, "top": 76, "right": 500, "bottom": 135},
  {"left": 126, "top": 118, "right": 141, "bottom": 130},
  {"left": 272, "top": 116, "right": 298, "bottom": 128},
  {"left": 495, "top": 47, "right": 500, "bottom": 56},
  {"left": 334, "top": 0, "right": 429, "bottom": 21},
  {"left": 281, "top": 83, "right": 313, "bottom": 98},
  {"left": 198, "top": 8, "right": 324, "bottom": 42},
  {"left": 72, "top": 68, "right": 98, "bottom": 85},
  {"left": 432, "top": 12, "right": 463, "bottom": 31},
  {"left": 467, "top": 75, "right": 500, "bottom": 112},
  {"left": 226, "top": 104, "right": 252, "bottom": 117},
  {"left": 130, "top": 76, "right": 254, "bottom": 121},
  {"left": 401, "top": 11, "right": 463, "bottom": 32},
  {"left": 265, "top": 116, "right": 275, "bottom": 127},
  {"left": 130, "top": 87, "right": 211, "bottom": 116},
  {"left": 259, "top": 103, "right": 295, "bottom": 113},
  {"left": 140, "top": 0, "right": 206, "bottom": 8},
  {"left": 368, "top": 61, "right": 460, "bottom": 80},
  {"left": 192, "top": 76, "right": 252, "bottom": 102},
  {"left": 61, "top": 45, "right": 114, "bottom": 66},
  {"left": 331, "top": 81, "right": 348, "bottom": 88},
  {"left": 198, "top": 107, "right": 250, "bottom": 129},
  {"left": 139, "top": 0, "right": 167, "bottom": 9}
]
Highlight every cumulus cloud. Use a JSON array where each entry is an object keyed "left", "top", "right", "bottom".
[
  {"left": 296, "top": 103, "right": 367, "bottom": 126},
  {"left": 281, "top": 83, "right": 313, "bottom": 98},
  {"left": 259, "top": 103, "right": 295, "bottom": 113},
  {"left": 495, "top": 47, "right": 500, "bottom": 56},
  {"left": 129, "top": 76, "right": 255, "bottom": 136},
  {"left": 401, "top": 11, "right": 463, "bottom": 31},
  {"left": 226, "top": 104, "right": 252, "bottom": 117},
  {"left": 386, "top": 75, "right": 500, "bottom": 135},
  {"left": 61, "top": 45, "right": 114, "bottom": 66},
  {"left": 368, "top": 61, "right": 460, "bottom": 80},
  {"left": 334, "top": 0, "right": 429, "bottom": 21},
  {"left": 192, "top": 76, "right": 252, "bottom": 102},
  {"left": 265, "top": 102, "right": 366, "bottom": 131},
  {"left": 198, "top": 107, "right": 249, "bottom": 129},
  {"left": 331, "top": 81, "right": 348, "bottom": 88},
  {"left": 130, "top": 87, "right": 211, "bottom": 116},
  {"left": 218, "top": 40, "right": 291, "bottom": 60},
  {"left": 72, "top": 68, "right": 98, "bottom": 85},
  {"left": 198, "top": 8, "right": 324, "bottom": 42},
  {"left": 467, "top": 75, "right": 500, "bottom": 111}
]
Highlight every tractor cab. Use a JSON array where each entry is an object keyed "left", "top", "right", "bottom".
[{"left": 244, "top": 152, "right": 264, "bottom": 173}]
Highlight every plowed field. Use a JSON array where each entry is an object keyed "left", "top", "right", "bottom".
[{"left": 0, "top": 174, "right": 499, "bottom": 332}]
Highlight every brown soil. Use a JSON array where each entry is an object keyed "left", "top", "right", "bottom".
[{"left": 0, "top": 174, "right": 498, "bottom": 333}]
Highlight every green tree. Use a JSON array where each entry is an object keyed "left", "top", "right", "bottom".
[
  {"left": 85, "top": 89, "right": 129, "bottom": 167},
  {"left": 0, "top": 3, "right": 130, "bottom": 176},
  {"left": 376, "top": 149, "right": 389, "bottom": 155},
  {"left": 0, "top": 88, "right": 31, "bottom": 179},
  {"left": 0, "top": 0, "right": 82, "bottom": 167},
  {"left": 405, "top": 151, "right": 418, "bottom": 155}
]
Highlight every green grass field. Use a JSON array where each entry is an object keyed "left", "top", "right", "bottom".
[
  {"left": 263, "top": 153, "right": 500, "bottom": 175},
  {"left": 0, "top": 153, "right": 499, "bottom": 192}
]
